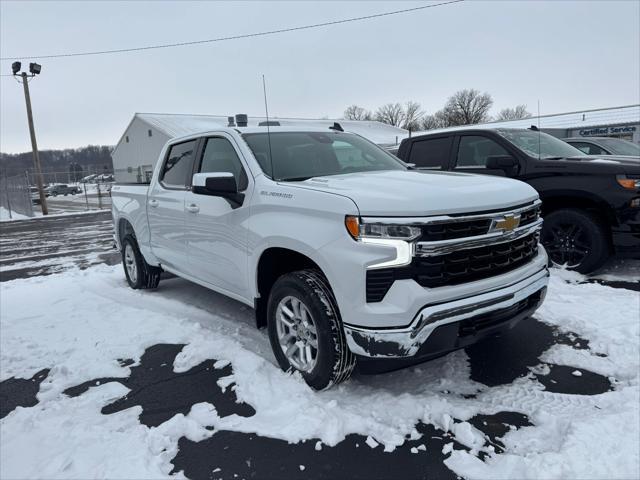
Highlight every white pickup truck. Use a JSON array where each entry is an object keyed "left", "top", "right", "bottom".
[{"left": 111, "top": 124, "right": 549, "bottom": 390}]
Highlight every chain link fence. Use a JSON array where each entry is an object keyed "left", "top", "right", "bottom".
[{"left": 1, "top": 173, "right": 34, "bottom": 219}]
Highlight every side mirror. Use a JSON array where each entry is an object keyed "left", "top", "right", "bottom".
[
  {"left": 192, "top": 172, "right": 244, "bottom": 205},
  {"left": 486, "top": 155, "right": 518, "bottom": 175}
]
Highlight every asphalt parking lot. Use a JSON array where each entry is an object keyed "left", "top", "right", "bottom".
[
  {"left": 0, "top": 210, "right": 118, "bottom": 282},
  {"left": 1, "top": 212, "right": 638, "bottom": 479}
]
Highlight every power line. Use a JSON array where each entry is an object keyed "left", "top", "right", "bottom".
[{"left": 0, "top": 0, "right": 463, "bottom": 61}]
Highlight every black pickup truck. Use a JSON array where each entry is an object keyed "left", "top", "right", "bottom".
[{"left": 397, "top": 127, "right": 640, "bottom": 273}]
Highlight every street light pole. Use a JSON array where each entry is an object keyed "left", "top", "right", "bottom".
[{"left": 13, "top": 62, "right": 48, "bottom": 215}]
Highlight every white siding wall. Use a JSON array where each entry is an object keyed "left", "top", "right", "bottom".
[{"left": 112, "top": 118, "right": 171, "bottom": 183}]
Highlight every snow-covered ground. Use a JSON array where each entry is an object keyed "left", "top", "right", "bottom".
[
  {"left": 0, "top": 206, "right": 31, "bottom": 222},
  {"left": 1, "top": 263, "right": 638, "bottom": 479}
]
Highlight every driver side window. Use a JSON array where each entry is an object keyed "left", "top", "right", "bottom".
[
  {"left": 199, "top": 137, "right": 248, "bottom": 190},
  {"left": 456, "top": 135, "right": 509, "bottom": 168}
]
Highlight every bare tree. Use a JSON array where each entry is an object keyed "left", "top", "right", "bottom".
[
  {"left": 343, "top": 105, "right": 373, "bottom": 121},
  {"left": 495, "top": 105, "right": 531, "bottom": 121},
  {"left": 440, "top": 89, "right": 493, "bottom": 126},
  {"left": 402, "top": 101, "right": 424, "bottom": 131},
  {"left": 375, "top": 103, "right": 406, "bottom": 127},
  {"left": 421, "top": 111, "right": 448, "bottom": 130}
]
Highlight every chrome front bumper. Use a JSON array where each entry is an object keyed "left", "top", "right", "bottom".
[{"left": 344, "top": 267, "right": 549, "bottom": 358}]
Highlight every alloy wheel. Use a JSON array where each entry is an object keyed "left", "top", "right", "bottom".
[
  {"left": 275, "top": 295, "right": 318, "bottom": 372},
  {"left": 124, "top": 244, "right": 138, "bottom": 284},
  {"left": 543, "top": 222, "right": 591, "bottom": 268}
]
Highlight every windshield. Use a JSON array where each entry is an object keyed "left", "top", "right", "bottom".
[
  {"left": 497, "top": 129, "right": 586, "bottom": 159},
  {"left": 598, "top": 138, "right": 640, "bottom": 156},
  {"left": 242, "top": 131, "right": 406, "bottom": 180}
]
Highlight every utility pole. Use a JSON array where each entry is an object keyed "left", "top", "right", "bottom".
[{"left": 12, "top": 61, "right": 48, "bottom": 215}]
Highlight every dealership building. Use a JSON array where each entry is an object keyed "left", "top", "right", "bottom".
[{"left": 472, "top": 104, "right": 640, "bottom": 144}]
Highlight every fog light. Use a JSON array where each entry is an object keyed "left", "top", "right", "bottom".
[{"left": 631, "top": 198, "right": 640, "bottom": 208}]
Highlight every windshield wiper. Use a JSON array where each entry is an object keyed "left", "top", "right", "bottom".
[{"left": 278, "top": 176, "right": 313, "bottom": 182}]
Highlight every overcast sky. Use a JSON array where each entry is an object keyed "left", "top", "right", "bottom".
[{"left": 1, "top": 0, "right": 639, "bottom": 153}]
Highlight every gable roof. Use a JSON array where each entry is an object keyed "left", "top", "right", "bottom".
[{"left": 135, "top": 113, "right": 408, "bottom": 145}]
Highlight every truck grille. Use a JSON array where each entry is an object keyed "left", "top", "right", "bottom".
[
  {"left": 419, "top": 204, "right": 541, "bottom": 242},
  {"left": 366, "top": 233, "right": 539, "bottom": 302},
  {"left": 420, "top": 219, "right": 491, "bottom": 241},
  {"left": 519, "top": 205, "right": 541, "bottom": 227}
]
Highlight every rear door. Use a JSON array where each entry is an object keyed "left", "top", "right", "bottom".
[
  {"left": 184, "top": 134, "right": 252, "bottom": 298},
  {"left": 147, "top": 139, "right": 197, "bottom": 271},
  {"left": 406, "top": 135, "right": 454, "bottom": 170},
  {"left": 452, "top": 134, "right": 513, "bottom": 176}
]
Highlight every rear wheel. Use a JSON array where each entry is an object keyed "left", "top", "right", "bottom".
[
  {"left": 267, "top": 269, "right": 355, "bottom": 390},
  {"left": 121, "top": 234, "right": 161, "bottom": 289},
  {"left": 541, "top": 208, "right": 609, "bottom": 274}
]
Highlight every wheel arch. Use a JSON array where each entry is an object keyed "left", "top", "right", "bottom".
[
  {"left": 254, "top": 246, "right": 330, "bottom": 329},
  {"left": 117, "top": 217, "right": 136, "bottom": 245},
  {"left": 540, "top": 190, "right": 614, "bottom": 227}
]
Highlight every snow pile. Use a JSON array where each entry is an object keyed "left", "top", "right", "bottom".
[
  {"left": 0, "top": 207, "right": 31, "bottom": 222},
  {"left": 1, "top": 265, "right": 639, "bottom": 479}
]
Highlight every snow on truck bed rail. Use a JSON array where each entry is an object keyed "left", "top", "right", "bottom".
[{"left": 0, "top": 265, "right": 638, "bottom": 479}]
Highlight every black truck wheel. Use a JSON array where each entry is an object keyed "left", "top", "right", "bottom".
[
  {"left": 541, "top": 209, "right": 609, "bottom": 274},
  {"left": 267, "top": 269, "right": 356, "bottom": 390},
  {"left": 121, "top": 234, "right": 162, "bottom": 289}
]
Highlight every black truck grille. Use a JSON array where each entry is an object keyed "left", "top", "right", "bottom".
[
  {"left": 519, "top": 205, "right": 541, "bottom": 227},
  {"left": 419, "top": 204, "right": 540, "bottom": 242},
  {"left": 366, "top": 233, "right": 539, "bottom": 302},
  {"left": 420, "top": 219, "right": 491, "bottom": 241}
]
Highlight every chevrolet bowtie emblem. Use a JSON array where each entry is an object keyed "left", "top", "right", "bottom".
[{"left": 493, "top": 214, "right": 521, "bottom": 232}]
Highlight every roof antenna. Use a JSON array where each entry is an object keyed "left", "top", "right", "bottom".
[
  {"left": 537, "top": 99, "right": 541, "bottom": 161},
  {"left": 329, "top": 122, "right": 344, "bottom": 132},
  {"left": 262, "top": 74, "right": 275, "bottom": 180}
]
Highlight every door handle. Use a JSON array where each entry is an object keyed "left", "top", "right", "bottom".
[
  {"left": 186, "top": 203, "right": 200, "bottom": 213},
  {"left": 148, "top": 199, "right": 159, "bottom": 208}
]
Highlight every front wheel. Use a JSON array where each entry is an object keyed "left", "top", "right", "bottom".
[
  {"left": 541, "top": 208, "right": 609, "bottom": 274},
  {"left": 267, "top": 269, "right": 355, "bottom": 390},
  {"left": 121, "top": 234, "right": 161, "bottom": 289}
]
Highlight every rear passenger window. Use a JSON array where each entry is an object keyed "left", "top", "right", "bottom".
[
  {"left": 199, "top": 137, "right": 248, "bottom": 190},
  {"left": 161, "top": 140, "right": 197, "bottom": 188},
  {"left": 408, "top": 137, "right": 452, "bottom": 169},
  {"left": 456, "top": 136, "right": 509, "bottom": 167}
]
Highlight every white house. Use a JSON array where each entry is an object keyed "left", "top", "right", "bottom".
[{"left": 111, "top": 113, "right": 408, "bottom": 183}]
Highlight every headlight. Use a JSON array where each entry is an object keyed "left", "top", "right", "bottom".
[
  {"left": 617, "top": 175, "right": 640, "bottom": 190},
  {"left": 345, "top": 215, "right": 421, "bottom": 241},
  {"left": 345, "top": 216, "right": 419, "bottom": 269}
]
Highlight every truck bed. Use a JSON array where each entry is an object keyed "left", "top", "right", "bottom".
[{"left": 111, "top": 184, "right": 150, "bottom": 251}]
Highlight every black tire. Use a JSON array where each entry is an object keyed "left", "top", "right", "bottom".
[
  {"left": 121, "top": 234, "right": 162, "bottom": 289},
  {"left": 541, "top": 208, "right": 609, "bottom": 274},
  {"left": 267, "top": 269, "right": 356, "bottom": 390}
]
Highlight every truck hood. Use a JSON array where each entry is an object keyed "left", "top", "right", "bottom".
[
  {"left": 533, "top": 155, "right": 640, "bottom": 175},
  {"left": 294, "top": 170, "right": 539, "bottom": 216}
]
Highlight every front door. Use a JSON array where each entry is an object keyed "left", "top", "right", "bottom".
[
  {"left": 185, "top": 134, "right": 252, "bottom": 299},
  {"left": 147, "top": 139, "right": 197, "bottom": 271}
]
